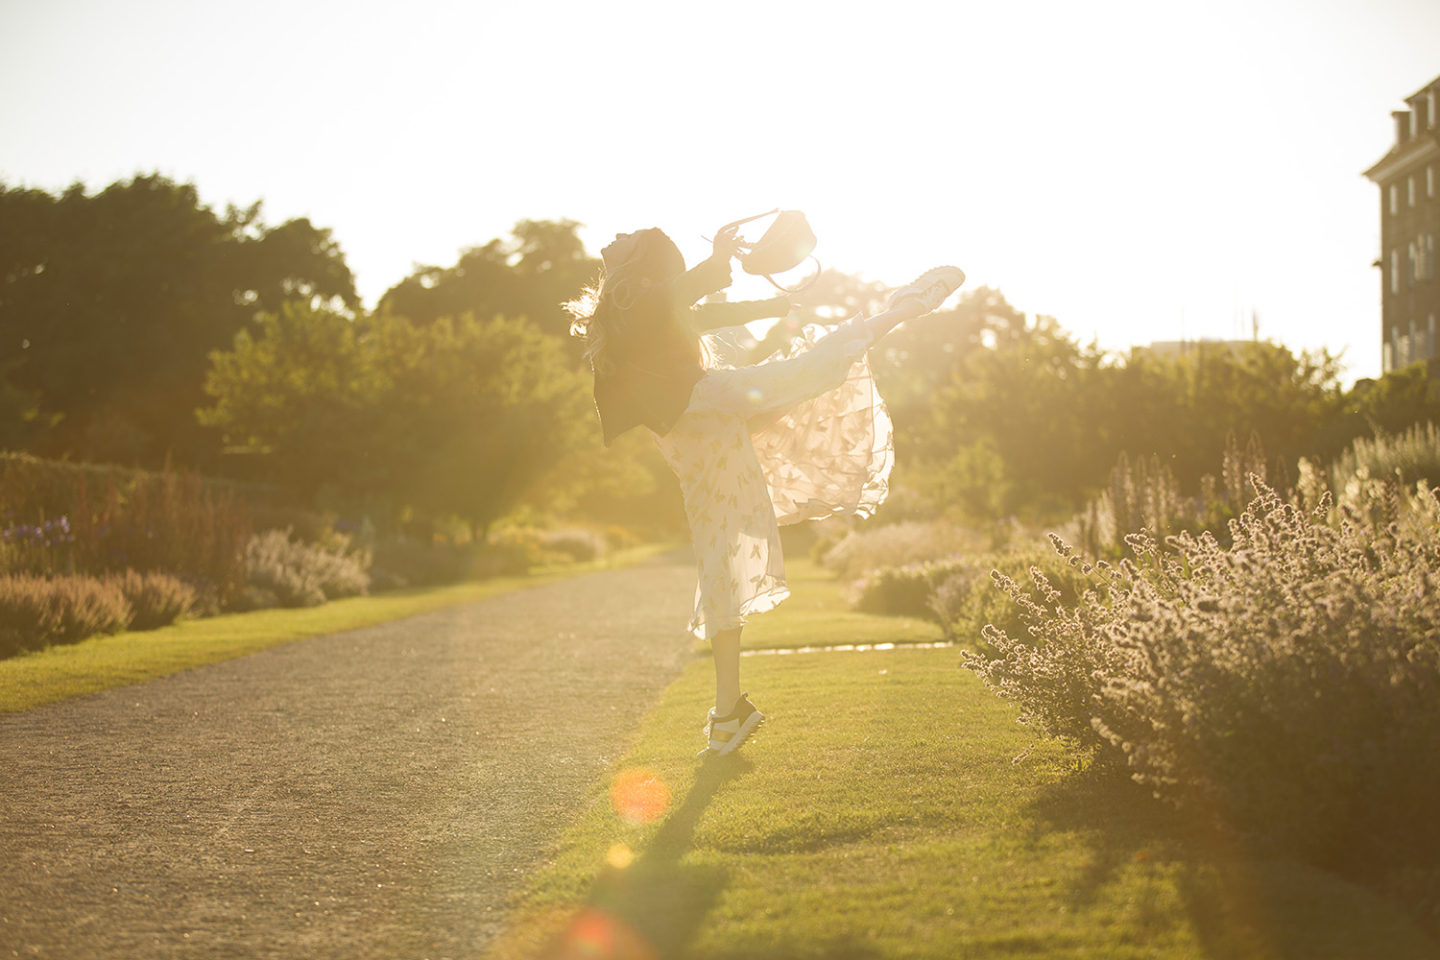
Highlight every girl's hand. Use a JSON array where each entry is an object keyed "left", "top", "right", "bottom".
[{"left": 713, "top": 223, "right": 743, "bottom": 261}]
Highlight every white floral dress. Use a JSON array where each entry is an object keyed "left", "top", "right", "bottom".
[{"left": 651, "top": 316, "right": 893, "bottom": 639}]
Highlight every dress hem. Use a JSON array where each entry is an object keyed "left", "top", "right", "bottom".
[{"left": 689, "top": 583, "right": 792, "bottom": 640}]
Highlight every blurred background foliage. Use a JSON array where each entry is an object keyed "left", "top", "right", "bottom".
[{"left": 4, "top": 172, "right": 1440, "bottom": 540}]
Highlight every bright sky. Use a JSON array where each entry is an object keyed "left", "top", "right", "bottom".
[{"left": 3, "top": 0, "right": 1437, "bottom": 383}]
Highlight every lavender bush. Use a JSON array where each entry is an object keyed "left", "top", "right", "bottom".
[
  {"left": 243, "top": 529, "right": 370, "bottom": 609},
  {"left": 930, "top": 545, "right": 1091, "bottom": 646},
  {"left": 966, "top": 479, "right": 1440, "bottom": 869},
  {"left": 1070, "top": 433, "right": 1268, "bottom": 559},
  {"left": 1326, "top": 420, "right": 1440, "bottom": 494}
]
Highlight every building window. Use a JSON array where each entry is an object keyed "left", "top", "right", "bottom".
[
  {"left": 1392, "top": 249, "right": 1400, "bottom": 293},
  {"left": 1411, "top": 319, "right": 1419, "bottom": 364},
  {"left": 1391, "top": 184, "right": 1399, "bottom": 214},
  {"left": 1410, "top": 176, "right": 1417, "bottom": 206},
  {"left": 1410, "top": 242, "right": 1419, "bottom": 285},
  {"left": 1431, "top": 315, "right": 1437, "bottom": 359},
  {"left": 1430, "top": 165, "right": 1435, "bottom": 198}
]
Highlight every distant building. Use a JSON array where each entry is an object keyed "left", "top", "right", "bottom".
[{"left": 1364, "top": 74, "right": 1440, "bottom": 374}]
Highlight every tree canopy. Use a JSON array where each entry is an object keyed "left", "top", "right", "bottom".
[
  {"left": 891, "top": 294, "right": 1352, "bottom": 520},
  {"left": 0, "top": 174, "right": 357, "bottom": 468},
  {"left": 377, "top": 219, "right": 599, "bottom": 353},
  {"left": 5, "top": 171, "right": 1435, "bottom": 532},
  {"left": 200, "top": 305, "right": 591, "bottom": 534}
]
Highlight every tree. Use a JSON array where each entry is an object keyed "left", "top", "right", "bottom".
[
  {"left": 1311, "top": 362, "right": 1440, "bottom": 462},
  {"left": 200, "top": 305, "right": 592, "bottom": 534},
  {"left": 903, "top": 307, "right": 1345, "bottom": 521},
  {"left": 0, "top": 175, "right": 357, "bottom": 468},
  {"left": 377, "top": 219, "right": 600, "bottom": 351},
  {"left": 370, "top": 313, "right": 591, "bottom": 534}
]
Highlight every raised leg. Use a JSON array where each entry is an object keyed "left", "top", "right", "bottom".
[{"left": 863, "top": 298, "right": 928, "bottom": 343}]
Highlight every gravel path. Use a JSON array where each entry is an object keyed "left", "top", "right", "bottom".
[{"left": 0, "top": 555, "right": 699, "bottom": 960}]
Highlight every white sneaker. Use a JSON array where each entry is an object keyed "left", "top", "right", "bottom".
[
  {"left": 887, "top": 266, "right": 966, "bottom": 313},
  {"left": 699, "top": 694, "right": 764, "bottom": 757}
]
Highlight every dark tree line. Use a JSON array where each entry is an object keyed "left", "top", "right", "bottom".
[
  {"left": 0, "top": 175, "right": 356, "bottom": 468},
  {"left": 4, "top": 172, "right": 1437, "bottom": 532}
]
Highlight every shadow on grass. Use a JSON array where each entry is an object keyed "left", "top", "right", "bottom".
[
  {"left": 1024, "top": 762, "right": 1440, "bottom": 959},
  {"left": 541, "top": 757, "right": 749, "bottom": 960},
  {"left": 1023, "top": 761, "right": 1200, "bottom": 908}
]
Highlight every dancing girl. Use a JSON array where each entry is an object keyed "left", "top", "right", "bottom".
[{"left": 567, "top": 219, "right": 963, "bottom": 757}]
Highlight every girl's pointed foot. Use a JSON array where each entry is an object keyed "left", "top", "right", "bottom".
[{"left": 887, "top": 266, "right": 966, "bottom": 314}]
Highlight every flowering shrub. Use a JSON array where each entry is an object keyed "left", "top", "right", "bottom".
[
  {"left": 369, "top": 539, "right": 479, "bottom": 590},
  {"left": 1324, "top": 421, "right": 1440, "bottom": 501},
  {"left": 0, "top": 453, "right": 252, "bottom": 604},
  {"left": 0, "top": 574, "right": 132, "bottom": 657},
  {"left": 485, "top": 527, "right": 571, "bottom": 573},
  {"left": 538, "top": 528, "right": 607, "bottom": 563},
  {"left": 930, "top": 546, "right": 1090, "bottom": 646},
  {"left": 109, "top": 569, "right": 196, "bottom": 630},
  {"left": 821, "top": 520, "right": 977, "bottom": 582},
  {"left": 851, "top": 557, "right": 969, "bottom": 619},
  {"left": 966, "top": 480, "right": 1440, "bottom": 869},
  {"left": 1070, "top": 433, "right": 1268, "bottom": 559},
  {"left": 243, "top": 529, "right": 370, "bottom": 609},
  {"left": 0, "top": 516, "right": 75, "bottom": 574},
  {"left": 1313, "top": 420, "right": 1440, "bottom": 509}
]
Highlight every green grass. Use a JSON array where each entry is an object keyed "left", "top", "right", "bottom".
[
  {"left": 705, "top": 557, "right": 943, "bottom": 655},
  {"left": 490, "top": 597, "right": 1440, "bottom": 958},
  {"left": 0, "top": 544, "right": 672, "bottom": 714}
]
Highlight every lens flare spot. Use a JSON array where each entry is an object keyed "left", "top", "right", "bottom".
[
  {"left": 608, "top": 767, "right": 670, "bottom": 825},
  {"left": 746, "top": 387, "right": 764, "bottom": 406},
  {"left": 605, "top": 843, "right": 635, "bottom": 870},
  {"left": 555, "top": 908, "right": 657, "bottom": 960}
]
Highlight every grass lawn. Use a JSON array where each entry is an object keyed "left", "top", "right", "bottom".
[
  {"left": 710, "top": 557, "right": 943, "bottom": 655},
  {"left": 0, "top": 544, "right": 672, "bottom": 714},
  {"left": 489, "top": 586, "right": 1440, "bottom": 958}
]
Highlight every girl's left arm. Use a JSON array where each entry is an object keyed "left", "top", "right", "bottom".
[{"left": 691, "top": 295, "right": 792, "bottom": 331}]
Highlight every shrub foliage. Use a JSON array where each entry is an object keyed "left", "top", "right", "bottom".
[
  {"left": 110, "top": 569, "right": 196, "bottom": 631},
  {"left": 966, "top": 480, "right": 1440, "bottom": 869},
  {"left": 243, "top": 529, "right": 370, "bottom": 609},
  {"left": 0, "top": 452, "right": 251, "bottom": 605},
  {"left": 0, "top": 574, "right": 132, "bottom": 657}
]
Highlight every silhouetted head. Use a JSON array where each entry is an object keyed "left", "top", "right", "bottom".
[
  {"left": 568, "top": 228, "right": 687, "bottom": 374},
  {"left": 600, "top": 228, "right": 685, "bottom": 286}
]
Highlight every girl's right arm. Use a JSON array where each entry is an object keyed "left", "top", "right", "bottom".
[{"left": 672, "top": 224, "right": 744, "bottom": 306}]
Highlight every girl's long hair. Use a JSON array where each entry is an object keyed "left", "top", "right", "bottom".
[
  {"left": 566, "top": 229, "right": 685, "bottom": 375},
  {"left": 564, "top": 281, "right": 611, "bottom": 373}
]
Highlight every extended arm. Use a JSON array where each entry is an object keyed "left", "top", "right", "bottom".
[{"left": 691, "top": 295, "right": 792, "bottom": 332}]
